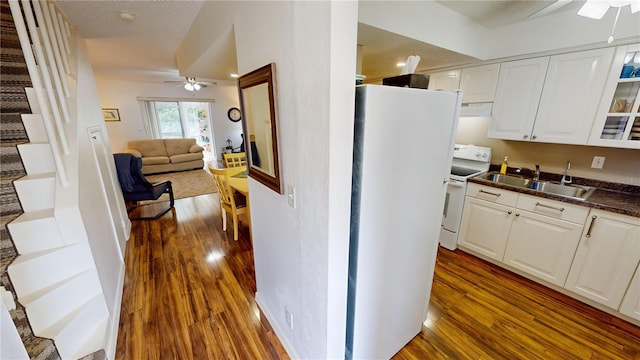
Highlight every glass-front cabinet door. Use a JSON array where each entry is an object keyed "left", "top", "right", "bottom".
[{"left": 589, "top": 44, "right": 640, "bottom": 149}]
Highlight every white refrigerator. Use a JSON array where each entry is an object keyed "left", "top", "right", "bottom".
[{"left": 346, "top": 85, "right": 461, "bottom": 359}]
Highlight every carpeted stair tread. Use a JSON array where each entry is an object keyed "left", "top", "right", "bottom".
[{"left": 0, "top": 0, "right": 59, "bottom": 358}]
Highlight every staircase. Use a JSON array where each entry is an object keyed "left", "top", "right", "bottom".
[{"left": 1, "top": 1, "right": 115, "bottom": 358}]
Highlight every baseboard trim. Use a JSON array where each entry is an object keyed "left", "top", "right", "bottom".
[{"left": 255, "top": 292, "right": 300, "bottom": 359}]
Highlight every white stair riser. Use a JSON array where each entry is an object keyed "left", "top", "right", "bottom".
[
  {"left": 17, "top": 143, "right": 55, "bottom": 174},
  {"left": 8, "top": 209, "right": 63, "bottom": 254},
  {"left": 13, "top": 173, "right": 55, "bottom": 212},
  {"left": 8, "top": 243, "right": 95, "bottom": 301},
  {"left": 21, "top": 114, "right": 47, "bottom": 142},
  {"left": 54, "top": 296, "right": 109, "bottom": 359},
  {"left": 25, "top": 88, "right": 40, "bottom": 115},
  {"left": 27, "top": 270, "right": 103, "bottom": 338}
]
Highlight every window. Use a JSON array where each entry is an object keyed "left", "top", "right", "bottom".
[{"left": 143, "top": 100, "right": 216, "bottom": 158}]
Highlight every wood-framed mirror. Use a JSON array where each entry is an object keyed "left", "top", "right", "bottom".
[{"left": 238, "top": 63, "right": 283, "bottom": 194}]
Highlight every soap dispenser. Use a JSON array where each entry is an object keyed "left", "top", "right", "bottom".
[{"left": 500, "top": 156, "right": 508, "bottom": 175}]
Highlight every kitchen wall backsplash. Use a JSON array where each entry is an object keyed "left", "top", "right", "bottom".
[{"left": 456, "top": 116, "right": 640, "bottom": 186}]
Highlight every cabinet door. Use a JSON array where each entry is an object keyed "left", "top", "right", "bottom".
[
  {"left": 503, "top": 210, "right": 583, "bottom": 286},
  {"left": 589, "top": 43, "right": 640, "bottom": 149},
  {"left": 619, "top": 264, "right": 640, "bottom": 321},
  {"left": 459, "top": 64, "right": 500, "bottom": 103},
  {"left": 565, "top": 210, "right": 640, "bottom": 309},
  {"left": 534, "top": 48, "right": 615, "bottom": 144},
  {"left": 458, "top": 197, "right": 513, "bottom": 261},
  {"left": 428, "top": 70, "right": 460, "bottom": 91},
  {"left": 487, "top": 57, "right": 549, "bottom": 141}
]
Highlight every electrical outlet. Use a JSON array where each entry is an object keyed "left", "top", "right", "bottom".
[
  {"left": 287, "top": 186, "right": 296, "bottom": 209},
  {"left": 285, "top": 307, "right": 293, "bottom": 329},
  {"left": 591, "top": 156, "right": 606, "bottom": 169}
]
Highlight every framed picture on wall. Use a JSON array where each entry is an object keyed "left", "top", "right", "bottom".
[{"left": 102, "top": 108, "right": 120, "bottom": 122}]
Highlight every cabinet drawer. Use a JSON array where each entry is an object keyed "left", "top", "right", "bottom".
[
  {"left": 466, "top": 183, "right": 518, "bottom": 207},
  {"left": 516, "top": 194, "right": 589, "bottom": 224}
]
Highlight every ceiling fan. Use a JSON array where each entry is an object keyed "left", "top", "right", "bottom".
[
  {"left": 529, "top": 0, "right": 639, "bottom": 43},
  {"left": 529, "top": 0, "right": 639, "bottom": 19},
  {"left": 164, "top": 77, "right": 216, "bottom": 91}
]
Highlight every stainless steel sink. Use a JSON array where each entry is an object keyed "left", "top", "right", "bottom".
[
  {"left": 477, "top": 172, "right": 595, "bottom": 201},
  {"left": 528, "top": 181, "right": 595, "bottom": 200},
  {"left": 482, "top": 173, "right": 532, "bottom": 187}
]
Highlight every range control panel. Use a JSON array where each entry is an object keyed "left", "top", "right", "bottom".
[{"left": 453, "top": 144, "right": 492, "bottom": 162}]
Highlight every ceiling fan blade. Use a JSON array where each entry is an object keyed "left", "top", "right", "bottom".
[
  {"left": 578, "top": 0, "right": 611, "bottom": 19},
  {"left": 164, "top": 80, "right": 186, "bottom": 84},
  {"left": 528, "top": 0, "right": 573, "bottom": 19}
]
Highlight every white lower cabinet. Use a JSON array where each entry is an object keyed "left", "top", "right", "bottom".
[
  {"left": 458, "top": 197, "right": 513, "bottom": 261},
  {"left": 564, "top": 210, "right": 640, "bottom": 309},
  {"left": 459, "top": 184, "right": 640, "bottom": 324},
  {"left": 503, "top": 209, "right": 583, "bottom": 286},
  {"left": 620, "top": 265, "right": 640, "bottom": 321}
]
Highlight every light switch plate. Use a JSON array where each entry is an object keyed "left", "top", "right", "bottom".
[
  {"left": 591, "top": 156, "right": 605, "bottom": 169},
  {"left": 287, "top": 186, "right": 296, "bottom": 209}
]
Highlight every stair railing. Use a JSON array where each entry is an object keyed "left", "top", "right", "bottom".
[
  {"left": 30, "top": 0, "right": 71, "bottom": 123},
  {"left": 8, "top": 0, "right": 69, "bottom": 187}
]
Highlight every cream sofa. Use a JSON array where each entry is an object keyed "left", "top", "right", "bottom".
[{"left": 124, "top": 138, "right": 204, "bottom": 175}]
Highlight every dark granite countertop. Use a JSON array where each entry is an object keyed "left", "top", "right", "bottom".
[{"left": 468, "top": 168, "right": 640, "bottom": 218}]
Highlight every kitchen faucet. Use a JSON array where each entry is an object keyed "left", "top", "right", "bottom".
[
  {"left": 561, "top": 160, "right": 572, "bottom": 185},
  {"left": 534, "top": 164, "right": 541, "bottom": 181}
]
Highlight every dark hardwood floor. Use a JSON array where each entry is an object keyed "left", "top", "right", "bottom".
[
  {"left": 396, "top": 248, "right": 640, "bottom": 360},
  {"left": 115, "top": 194, "right": 288, "bottom": 359},
  {"left": 117, "top": 193, "right": 640, "bottom": 359}
]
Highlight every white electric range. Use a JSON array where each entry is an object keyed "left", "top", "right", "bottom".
[{"left": 440, "top": 144, "right": 492, "bottom": 250}]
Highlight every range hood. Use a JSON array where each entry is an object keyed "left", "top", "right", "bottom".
[{"left": 459, "top": 102, "right": 493, "bottom": 117}]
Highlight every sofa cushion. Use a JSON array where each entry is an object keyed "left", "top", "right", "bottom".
[
  {"left": 189, "top": 144, "right": 204, "bottom": 153},
  {"left": 170, "top": 153, "right": 203, "bottom": 163},
  {"left": 141, "top": 156, "right": 170, "bottom": 166},
  {"left": 129, "top": 139, "right": 167, "bottom": 157},
  {"left": 165, "top": 138, "right": 196, "bottom": 157}
]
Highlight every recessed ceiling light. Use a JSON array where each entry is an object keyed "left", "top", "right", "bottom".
[
  {"left": 230, "top": 73, "right": 239, "bottom": 78},
  {"left": 396, "top": 62, "right": 406, "bottom": 67}
]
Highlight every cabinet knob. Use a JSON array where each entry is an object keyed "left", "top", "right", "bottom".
[
  {"left": 532, "top": 135, "right": 537, "bottom": 140},
  {"left": 515, "top": 213, "right": 520, "bottom": 217},
  {"left": 507, "top": 211, "right": 512, "bottom": 215},
  {"left": 523, "top": 134, "right": 529, "bottom": 139}
]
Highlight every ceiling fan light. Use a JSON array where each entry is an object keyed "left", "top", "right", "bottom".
[
  {"left": 184, "top": 83, "right": 194, "bottom": 91},
  {"left": 577, "top": 1, "right": 611, "bottom": 19},
  {"left": 193, "top": 83, "right": 201, "bottom": 91}
]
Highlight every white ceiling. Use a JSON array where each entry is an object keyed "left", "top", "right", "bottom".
[{"left": 54, "top": 0, "right": 585, "bottom": 84}]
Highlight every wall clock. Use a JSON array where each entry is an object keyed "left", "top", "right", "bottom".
[{"left": 228, "top": 107, "right": 242, "bottom": 122}]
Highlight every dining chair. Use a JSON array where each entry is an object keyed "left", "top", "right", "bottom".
[
  {"left": 208, "top": 167, "right": 248, "bottom": 241},
  {"left": 223, "top": 152, "right": 247, "bottom": 168}
]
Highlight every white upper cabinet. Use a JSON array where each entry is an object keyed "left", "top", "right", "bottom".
[
  {"left": 428, "top": 70, "right": 460, "bottom": 91},
  {"left": 488, "top": 57, "right": 549, "bottom": 141},
  {"left": 428, "top": 65, "right": 499, "bottom": 103},
  {"left": 488, "top": 47, "right": 615, "bottom": 145},
  {"left": 588, "top": 43, "right": 640, "bottom": 149},
  {"left": 535, "top": 48, "right": 615, "bottom": 144},
  {"left": 459, "top": 64, "right": 500, "bottom": 103}
]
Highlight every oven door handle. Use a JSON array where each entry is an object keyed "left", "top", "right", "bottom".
[{"left": 448, "top": 179, "right": 466, "bottom": 188}]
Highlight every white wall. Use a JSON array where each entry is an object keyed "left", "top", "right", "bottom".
[
  {"left": 179, "top": 1, "right": 357, "bottom": 358},
  {"left": 94, "top": 76, "right": 242, "bottom": 159}
]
